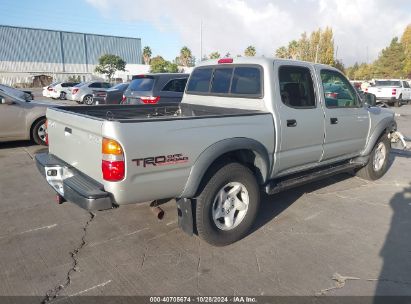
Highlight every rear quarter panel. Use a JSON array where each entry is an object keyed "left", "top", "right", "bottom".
[{"left": 102, "top": 114, "right": 274, "bottom": 205}]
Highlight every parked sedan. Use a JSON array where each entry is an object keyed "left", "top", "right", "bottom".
[
  {"left": 0, "top": 90, "right": 56, "bottom": 145},
  {"left": 123, "top": 74, "right": 189, "bottom": 105},
  {"left": 0, "top": 84, "right": 34, "bottom": 101},
  {"left": 70, "top": 81, "right": 112, "bottom": 105},
  {"left": 42, "top": 82, "right": 60, "bottom": 98},
  {"left": 49, "top": 82, "right": 79, "bottom": 100},
  {"left": 92, "top": 82, "right": 129, "bottom": 105}
]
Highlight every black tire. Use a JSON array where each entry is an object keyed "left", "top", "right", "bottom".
[
  {"left": 32, "top": 118, "right": 47, "bottom": 146},
  {"left": 195, "top": 162, "right": 260, "bottom": 246},
  {"left": 83, "top": 95, "right": 93, "bottom": 105},
  {"left": 59, "top": 92, "right": 66, "bottom": 100},
  {"left": 356, "top": 134, "right": 390, "bottom": 181},
  {"left": 394, "top": 97, "right": 402, "bottom": 107}
]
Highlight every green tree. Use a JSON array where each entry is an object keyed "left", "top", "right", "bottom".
[
  {"left": 332, "top": 59, "right": 345, "bottom": 74},
  {"left": 179, "top": 46, "right": 193, "bottom": 67},
  {"left": 401, "top": 24, "right": 411, "bottom": 77},
  {"left": 150, "top": 56, "right": 178, "bottom": 73},
  {"left": 275, "top": 46, "right": 289, "bottom": 59},
  {"left": 142, "top": 46, "right": 152, "bottom": 65},
  {"left": 287, "top": 40, "right": 299, "bottom": 59},
  {"left": 209, "top": 52, "right": 221, "bottom": 59},
  {"left": 373, "top": 37, "right": 406, "bottom": 78},
  {"left": 94, "top": 54, "right": 126, "bottom": 80},
  {"left": 244, "top": 45, "right": 256, "bottom": 57}
]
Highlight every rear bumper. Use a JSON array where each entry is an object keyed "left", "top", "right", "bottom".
[
  {"left": 35, "top": 152, "right": 113, "bottom": 211},
  {"left": 376, "top": 97, "right": 397, "bottom": 102}
]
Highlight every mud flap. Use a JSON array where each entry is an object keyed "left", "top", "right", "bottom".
[{"left": 176, "top": 198, "right": 194, "bottom": 236}]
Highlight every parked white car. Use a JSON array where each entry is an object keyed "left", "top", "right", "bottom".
[
  {"left": 70, "top": 81, "right": 112, "bottom": 104},
  {"left": 42, "top": 82, "right": 60, "bottom": 98},
  {"left": 367, "top": 79, "right": 411, "bottom": 107},
  {"left": 49, "top": 82, "right": 80, "bottom": 100}
]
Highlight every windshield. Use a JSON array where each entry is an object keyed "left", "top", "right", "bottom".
[
  {"left": 129, "top": 78, "right": 155, "bottom": 91},
  {"left": 375, "top": 80, "right": 401, "bottom": 87},
  {"left": 0, "top": 88, "right": 25, "bottom": 102}
]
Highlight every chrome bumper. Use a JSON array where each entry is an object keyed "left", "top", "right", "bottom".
[{"left": 35, "top": 152, "right": 113, "bottom": 211}]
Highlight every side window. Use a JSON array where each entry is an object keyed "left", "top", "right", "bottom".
[
  {"left": 403, "top": 81, "right": 410, "bottom": 89},
  {"left": 279, "top": 66, "right": 316, "bottom": 108},
  {"left": 162, "top": 78, "right": 188, "bottom": 92},
  {"left": 320, "top": 70, "right": 360, "bottom": 108},
  {"left": 211, "top": 68, "right": 233, "bottom": 93},
  {"left": 187, "top": 68, "right": 212, "bottom": 93},
  {"left": 89, "top": 82, "right": 101, "bottom": 88}
]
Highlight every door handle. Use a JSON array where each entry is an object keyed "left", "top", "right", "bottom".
[
  {"left": 287, "top": 119, "right": 297, "bottom": 127},
  {"left": 330, "top": 118, "right": 338, "bottom": 124}
]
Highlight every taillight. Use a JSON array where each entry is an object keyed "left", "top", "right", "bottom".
[
  {"left": 392, "top": 89, "right": 397, "bottom": 96},
  {"left": 72, "top": 88, "right": 79, "bottom": 94},
  {"left": 218, "top": 58, "right": 233, "bottom": 64},
  {"left": 365, "top": 88, "right": 368, "bottom": 92},
  {"left": 47, "top": 87, "right": 53, "bottom": 91},
  {"left": 326, "top": 92, "right": 338, "bottom": 99},
  {"left": 140, "top": 96, "right": 160, "bottom": 104},
  {"left": 45, "top": 120, "right": 48, "bottom": 146},
  {"left": 102, "top": 138, "right": 125, "bottom": 181},
  {"left": 121, "top": 95, "right": 126, "bottom": 104}
]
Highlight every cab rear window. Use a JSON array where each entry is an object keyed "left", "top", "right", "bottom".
[{"left": 186, "top": 65, "right": 262, "bottom": 98}]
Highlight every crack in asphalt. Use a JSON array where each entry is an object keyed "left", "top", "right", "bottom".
[{"left": 41, "top": 212, "right": 95, "bottom": 304}]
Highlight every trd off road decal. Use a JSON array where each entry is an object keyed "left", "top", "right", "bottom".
[{"left": 132, "top": 154, "right": 189, "bottom": 167}]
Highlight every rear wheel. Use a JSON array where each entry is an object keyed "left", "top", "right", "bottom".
[
  {"left": 32, "top": 118, "right": 47, "bottom": 146},
  {"left": 195, "top": 162, "right": 260, "bottom": 246},
  {"left": 83, "top": 95, "right": 93, "bottom": 105},
  {"left": 356, "top": 134, "right": 390, "bottom": 180}
]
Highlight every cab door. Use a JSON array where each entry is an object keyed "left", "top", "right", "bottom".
[
  {"left": 273, "top": 63, "right": 325, "bottom": 175},
  {"left": 318, "top": 69, "right": 369, "bottom": 161}
]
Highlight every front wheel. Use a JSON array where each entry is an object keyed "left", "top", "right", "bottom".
[
  {"left": 32, "top": 118, "right": 47, "bottom": 146},
  {"left": 195, "top": 162, "right": 260, "bottom": 246},
  {"left": 356, "top": 134, "right": 390, "bottom": 181}
]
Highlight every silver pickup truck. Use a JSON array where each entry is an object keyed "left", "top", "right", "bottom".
[{"left": 36, "top": 57, "right": 397, "bottom": 246}]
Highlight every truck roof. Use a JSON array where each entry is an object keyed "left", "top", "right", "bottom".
[{"left": 196, "top": 56, "right": 339, "bottom": 72}]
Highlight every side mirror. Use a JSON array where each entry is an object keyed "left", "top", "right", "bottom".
[{"left": 364, "top": 93, "right": 377, "bottom": 107}]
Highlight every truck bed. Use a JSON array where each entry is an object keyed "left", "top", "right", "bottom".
[{"left": 53, "top": 103, "right": 268, "bottom": 122}]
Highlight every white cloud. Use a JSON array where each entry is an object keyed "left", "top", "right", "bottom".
[{"left": 87, "top": 0, "right": 411, "bottom": 65}]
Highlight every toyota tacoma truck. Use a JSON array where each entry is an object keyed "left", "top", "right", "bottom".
[
  {"left": 366, "top": 79, "right": 411, "bottom": 107},
  {"left": 36, "top": 57, "right": 398, "bottom": 246}
]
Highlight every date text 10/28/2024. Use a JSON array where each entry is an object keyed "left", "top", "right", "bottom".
[{"left": 149, "top": 296, "right": 257, "bottom": 303}]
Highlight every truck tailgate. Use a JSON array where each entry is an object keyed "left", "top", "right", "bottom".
[
  {"left": 369, "top": 87, "right": 394, "bottom": 98},
  {"left": 46, "top": 108, "right": 104, "bottom": 183}
]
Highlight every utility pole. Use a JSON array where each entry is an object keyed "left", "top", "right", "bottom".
[{"left": 200, "top": 20, "right": 203, "bottom": 61}]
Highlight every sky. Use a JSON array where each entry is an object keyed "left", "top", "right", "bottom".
[{"left": 1, "top": 0, "right": 411, "bottom": 66}]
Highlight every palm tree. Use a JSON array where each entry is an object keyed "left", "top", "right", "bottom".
[
  {"left": 209, "top": 52, "right": 221, "bottom": 59},
  {"left": 244, "top": 45, "right": 256, "bottom": 57},
  {"left": 179, "top": 46, "right": 193, "bottom": 67},
  {"left": 142, "top": 46, "right": 152, "bottom": 65}
]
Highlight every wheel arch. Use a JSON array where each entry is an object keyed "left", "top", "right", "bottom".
[
  {"left": 361, "top": 117, "right": 396, "bottom": 156},
  {"left": 180, "top": 138, "right": 271, "bottom": 198},
  {"left": 29, "top": 116, "right": 46, "bottom": 140}
]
